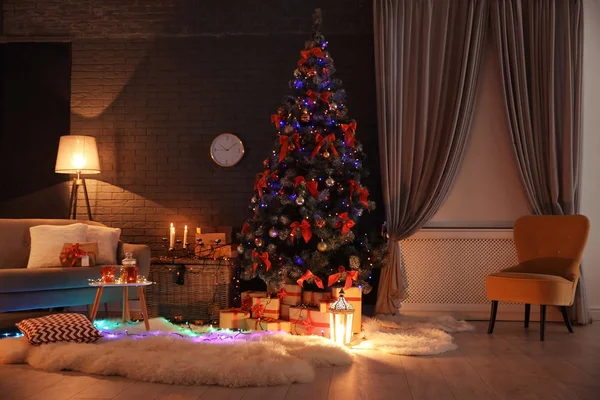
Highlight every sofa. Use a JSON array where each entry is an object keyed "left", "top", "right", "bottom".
[{"left": 0, "top": 219, "right": 150, "bottom": 313}]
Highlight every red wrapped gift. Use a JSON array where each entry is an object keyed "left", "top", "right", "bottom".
[{"left": 60, "top": 242, "right": 98, "bottom": 267}]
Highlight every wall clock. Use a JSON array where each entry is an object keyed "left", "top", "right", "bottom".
[{"left": 210, "top": 133, "right": 245, "bottom": 167}]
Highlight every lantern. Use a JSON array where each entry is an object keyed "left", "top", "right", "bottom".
[{"left": 328, "top": 289, "right": 355, "bottom": 346}]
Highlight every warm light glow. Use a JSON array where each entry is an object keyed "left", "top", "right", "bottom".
[
  {"left": 55, "top": 135, "right": 101, "bottom": 174},
  {"left": 328, "top": 289, "right": 355, "bottom": 346}
]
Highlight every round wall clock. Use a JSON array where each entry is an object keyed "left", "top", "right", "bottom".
[{"left": 210, "top": 133, "right": 245, "bottom": 167}]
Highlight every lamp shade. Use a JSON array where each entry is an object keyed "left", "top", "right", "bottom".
[{"left": 55, "top": 135, "right": 100, "bottom": 174}]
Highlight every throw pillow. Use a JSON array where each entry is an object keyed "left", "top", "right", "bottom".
[
  {"left": 16, "top": 313, "right": 102, "bottom": 345},
  {"left": 59, "top": 242, "right": 99, "bottom": 267},
  {"left": 27, "top": 223, "right": 89, "bottom": 268},
  {"left": 86, "top": 225, "right": 121, "bottom": 265}
]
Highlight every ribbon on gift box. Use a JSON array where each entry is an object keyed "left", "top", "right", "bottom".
[
  {"left": 254, "top": 317, "right": 281, "bottom": 331},
  {"left": 277, "top": 287, "right": 302, "bottom": 304},
  {"left": 222, "top": 308, "right": 248, "bottom": 329},
  {"left": 60, "top": 243, "right": 94, "bottom": 267},
  {"left": 252, "top": 297, "right": 278, "bottom": 318},
  {"left": 241, "top": 294, "right": 253, "bottom": 311},
  {"left": 290, "top": 309, "right": 329, "bottom": 335}
]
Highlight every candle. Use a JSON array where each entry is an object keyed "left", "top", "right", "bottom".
[
  {"left": 183, "top": 225, "right": 188, "bottom": 248},
  {"left": 169, "top": 223, "right": 175, "bottom": 249},
  {"left": 196, "top": 227, "right": 201, "bottom": 234}
]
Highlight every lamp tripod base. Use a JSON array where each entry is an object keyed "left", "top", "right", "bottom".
[{"left": 68, "top": 177, "right": 93, "bottom": 220}]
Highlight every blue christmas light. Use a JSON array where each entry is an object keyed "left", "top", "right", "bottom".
[
  {"left": 294, "top": 80, "right": 303, "bottom": 89},
  {"left": 294, "top": 256, "right": 304, "bottom": 265}
]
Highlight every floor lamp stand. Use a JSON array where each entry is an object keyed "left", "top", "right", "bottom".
[{"left": 68, "top": 173, "right": 93, "bottom": 220}]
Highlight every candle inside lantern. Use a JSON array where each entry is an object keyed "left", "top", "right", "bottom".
[
  {"left": 169, "top": 223, "right": 175, "bottom": 249},
  {"left": 183, "top": 225, "right": 188, "bottom": 248}
]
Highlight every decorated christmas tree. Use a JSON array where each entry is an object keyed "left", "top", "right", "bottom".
[{"left": 236, "top": 9, "right": 386, "bottom": 293}]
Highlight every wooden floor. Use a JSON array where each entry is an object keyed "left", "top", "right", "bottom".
[{"left": 1, "top": 321, "right": 599, "bottom": 400}]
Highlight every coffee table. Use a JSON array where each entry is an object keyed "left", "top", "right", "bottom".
[{"left": 89, "top": 281, "right": 153, "bottom": 331}]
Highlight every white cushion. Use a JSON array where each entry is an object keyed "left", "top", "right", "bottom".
[
  {"left": 86, "top": 225, "right": 121, "bottom": 265},
  {"left": 27, "top": 224, "right": 89, "bottom": 268}
]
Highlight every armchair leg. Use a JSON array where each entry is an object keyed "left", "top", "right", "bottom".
[
  {"left": 524, "top": 304, "right": 530, "bottom": 328},
  {"left": 540, "top": 305, "right": 546, "bottom": 341},
  {"left": 560, "top": 306, "right": 574, "bottom": 333},
  {"left": 487, "top": 300, "right": 498, "bottom": 334}
]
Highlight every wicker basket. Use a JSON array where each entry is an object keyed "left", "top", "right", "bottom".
[{"left": 146, "top": 259, "right": 234, "bottom": 322}]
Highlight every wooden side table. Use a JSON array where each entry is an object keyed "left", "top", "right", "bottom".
[{"left": 88, "top": 281, "right": 153, "bottom": 331}]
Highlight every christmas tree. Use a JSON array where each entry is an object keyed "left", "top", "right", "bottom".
[{"left": 236, "top": 9, "right": 386, "bottom": 293}]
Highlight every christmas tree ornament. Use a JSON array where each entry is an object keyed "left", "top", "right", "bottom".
[
  {"left": 300, "top": 111, "right": 310, "bottom": 123},
  {"left": 254, "top": 237, "right": 263, "bottom": 247},
  {"left": 316, "top": 218, "right": 326, "bottom": 228},
  {"left": 288, "top": 143, "right": 296, "bottom": 151},
  {"left": 293, "top": 68, "right": 302, "bottom": 77},
  {"left": 269, "top": 228, "right": 278, "bottom": 238},
  {"left": 237, "top": 245, "right": 245, "bottom": 255},
  {"left": 323, "top": 151, "right": 330, "bottom": 159},
  {"left": 284, "top": 125, "right": 294, "bottom": 134},
  {"left": 330, "top": 101, "right": 338, "bottom": 110},
  {"left": 295, "top": 196, "right": 305, "bottom": 206},
  {"left": 325, "top": 176, "right": 335, "bottom": 187},
  {"left": 307, "top": 68, "right": 317, "bottom": 77},
  {"left": 317, "top": 240, "right": 328, "bottom": 252}
]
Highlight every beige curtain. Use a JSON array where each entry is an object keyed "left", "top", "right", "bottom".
[
  {"left": 491, "top": 0, "right": 589, "bottom": 323},
  {"left": 373, "top": 0, "right": 490, "bottom": 314}
]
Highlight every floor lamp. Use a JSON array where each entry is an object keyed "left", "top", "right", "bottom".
[{"left": 55, "top": 135, "right": 101, "bottom": 220}]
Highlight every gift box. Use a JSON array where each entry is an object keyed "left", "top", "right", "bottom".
[
  {"left": 302, "top": 291, "right": 331, "bottom": 307},
  {"left": 276, "top": 284, "right": 303, "bottom": 306},
  {"left": 280, "top": 304, "right": 291, "bottom": 320},
  {"left": 219, "top": 308, "right": 250, "bottom": 330},
  {"left": 251, "top": 297, "right": 280, "bottom": 320},
  {"left": 59, "top": 242, "right": 98, "bottom": 267},
  {"left": 241, "top": 291, "right": 268, "bottom": 299},
  {"left": 247, "top": 318, "right": 290, "bottom": 333},
  {"left": 329, "top": 287, "right": 362, "bottom": 333},
  {"left": 289, "top": 306, "right": 330, "bottom": 337}
]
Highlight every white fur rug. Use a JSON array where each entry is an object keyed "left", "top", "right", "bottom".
[
  {"left": 356, "top": 315, "right": 474, "bottom": 355},
  {"left": 0, "top": 318, "right": 353, "bottom": 387}
]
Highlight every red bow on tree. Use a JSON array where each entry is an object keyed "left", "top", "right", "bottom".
[
  {"left": 254, "top": 170, "right": 270, "bottom": 197},
  {"left": 279, "top": 135, "right": 289, "bottom": 163},
  {"left": 252, "top": 250, "right": 271, "bottom": 273},
  {"left": 242, "top": 222, "right": 250, "bottom": 234},
  {"left": 349, "top": 179, "right": 369, "bottom": 207},
  {"left": 312, "top": 134, "right": 339, "bottom": 159},
  {"left": 341, "top": 121, "right": 357, "bottom": 148},
  {"left": 292, "top": 133, "right": 301, "bottom": 149},
  {"left": 327, "top": 266, "right": 359, "bottom": 289},
  {"left": 294, "top": 177, "right": 319, "bottom": 198},
  {"left": 271, "top": 114, "right": 282, "bottom": 128},
  {"left": 290, "top": 219, "right": 312, "bottom": 243},
  {"left": 306, "top": 90, "right": 331, "bottom": 104},
  {"left": 298, "top": 47, "right": 325, "bottom": 67},
  {"left": 297, "top": 269, "right": 324, "bottom": 289},
  {"left": 336, "top": 212, "right": 356, "bottom": 234}
]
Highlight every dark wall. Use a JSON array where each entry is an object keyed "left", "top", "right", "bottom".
[{"left": 0, "top": 0, "right": 383, "bottom": 252}]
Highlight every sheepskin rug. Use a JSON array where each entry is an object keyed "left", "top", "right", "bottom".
[
  {"left": 356, "top": 314, "right": 474, "bottom": 355},
  {"left": 0, "top": 318, "right": 353, "bottom": 387}
]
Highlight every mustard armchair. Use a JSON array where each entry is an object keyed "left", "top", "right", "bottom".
[{"left": 485, "top": 215, "right": 590, "bottom": 341}]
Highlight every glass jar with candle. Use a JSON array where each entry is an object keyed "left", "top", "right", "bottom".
[{"left": 121, "top": 252, "right": 138, "bottom": 283}]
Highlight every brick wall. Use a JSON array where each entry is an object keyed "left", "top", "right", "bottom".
[{"left": 1, "top": 0, "right": 382, "bottom": 252}]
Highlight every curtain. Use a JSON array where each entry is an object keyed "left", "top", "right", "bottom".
[
  {"left": 491, "top": 0, "right": 589, "bottom": 323},
  {"left": 373, "top": 0, "right": 490, "bottom": 314}
]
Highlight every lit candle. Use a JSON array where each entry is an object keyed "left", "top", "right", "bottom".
[
  {"left": 196, "top": 227, "right": 201, "bottom": 234},
  {"left": 183, "top": 225, "right": 188, "bottom": 248},
  {"left": 169, "top": 223, "right": 175, "bottom": 249}
]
